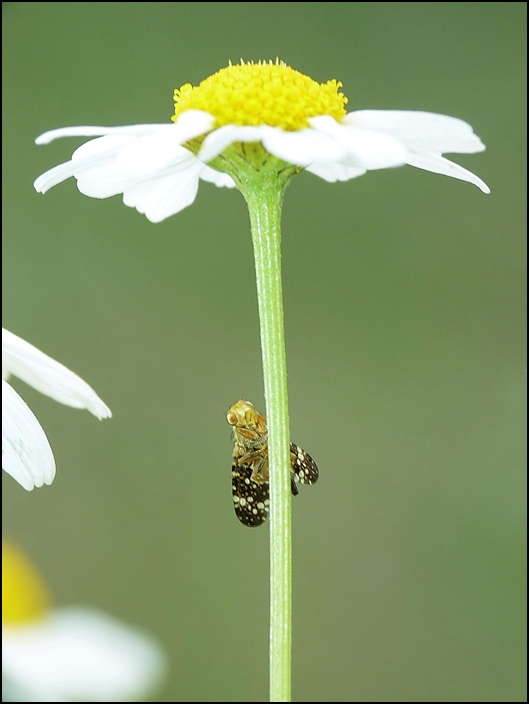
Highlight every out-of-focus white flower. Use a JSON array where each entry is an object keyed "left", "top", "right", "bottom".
[
  {"left": 34, "top": 60, "right": 489, "bottom": 223},
  {"left": 2, "top": 328, "right": 111, "bottom": 490},
  {"left": 2, "top": 541, "right": 167, "bottom": 702}
]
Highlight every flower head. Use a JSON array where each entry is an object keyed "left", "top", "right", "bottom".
[
  {"left": 2, "top": 328, "right": 111, "bottom": 490},
  {"left": 172, "top": 60, "right": 348, "bottom": 129},
  {"left": 34, "top": 60, "right": 489, "bottom": 223},
  {"left": 2, "top": 541, "right": 167, "bottom": 702}
]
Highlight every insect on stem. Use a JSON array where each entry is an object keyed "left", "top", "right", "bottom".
[{"left": 227, "top": 400, "right": 319, "bottom": 527}]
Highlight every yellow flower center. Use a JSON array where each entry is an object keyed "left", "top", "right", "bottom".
[
  {"left": 172, "top": 59, "right": 348, "bottom": 131},
  {"left": 2, "top": 541, "right": 50, "bottom": 624}
]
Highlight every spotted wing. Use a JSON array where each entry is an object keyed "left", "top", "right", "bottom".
[
  {"left": 290, "top": 442, "right": 319, "bottom": 487},
  {"left": 232, "top": 461, "right": 270, "bottom": 527}
]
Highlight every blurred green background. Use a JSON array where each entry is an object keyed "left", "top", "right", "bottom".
[{"left": 2, "top": 3, "right": 526, "bottom": 702}]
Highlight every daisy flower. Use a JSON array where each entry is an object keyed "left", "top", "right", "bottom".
[
  {"left": 2, "top": 541, "right": 167, "bottom": 702},
  {"left": 2, "top": 328, "right": 111, "bottom": 491},
  {"left": 34, "top": 60, "right": 489, "bottom": 224},
  {"left": 32, "top": 60, "right": 489, "bottom": 702}
]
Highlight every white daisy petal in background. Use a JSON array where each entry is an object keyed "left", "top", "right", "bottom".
[
  {"left": 2, "top": 542, "right": 167, "bottom": 702},
  {"left": 3, "top": 329, "right": 111, "bottom": 417},
  {"left": 33, "top": 60, "right": 489, "bottom": 223},
  {"left": 2, "top": 380, "right": 55, "bottom": 491},
  {"left": 2, "top": 328, "right": 111, "bottom": 490},
  {"left": 3, "top": 608, "right": 167, "bottom": 703}
]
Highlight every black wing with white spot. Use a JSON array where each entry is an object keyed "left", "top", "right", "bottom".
[
  {"left": 290, "top": 442, "right": 319, "bottom": 487},
  {"left": 232, "top": 462, "right": 270, "bottom": 527},
  {"left": 231, "top": 444, "right": 319, "bottom": 527}
]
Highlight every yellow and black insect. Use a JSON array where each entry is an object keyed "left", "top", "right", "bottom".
[{"left": 227, "top": 400, "right": 319, "bottom": 527}]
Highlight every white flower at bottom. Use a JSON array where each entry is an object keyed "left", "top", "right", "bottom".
[
  {"left": 2, "top": 541, "right": 167, "bottom": 702},
  {"left": 34, "top": 60, "right": 489, "bottom": 223},
  {"left": 2, "top": 328, "right": 111, "bottom": 490},
  {"left": 3, "top": 608, "right": 166, "bottom": 702}
]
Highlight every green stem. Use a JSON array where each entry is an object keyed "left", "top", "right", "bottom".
[{"left": 242, "top": 175, "right": 292, "bottom": 702}]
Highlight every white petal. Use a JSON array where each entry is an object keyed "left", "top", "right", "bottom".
[
  {"left": 72, "top": 135, "right": 133, "bottom": 160},
  {"left": 34, "top": 120, "right": 224, "bottom": 220},
  {"left": 72, "top": 144, "right": 194, "bottom": 200},
  {"left": 199, "top": 166, "right": 236, "bottom": 188},
  {"left": 2, "top": 607, "right": 167, "bottom": 702},
  {"left": 1, "top": 677, "right": 60, "bottom": 702},
  {"left": 34, "top": 136, "right": 131, "bottom": 195},
  {"left": 198, "top": 124, "right": 265, "bottom": 162},
  {"left": 35, "top": 124, "right": 169, "bottom": 145},
  {"left": 2, "top": 329, "right": 111, "bottom": 419},
  {"left": 344, "top": 110, "right": 486, "bottom": 154},
  {"left": 261, "top": 126, "right": 347, "bottom": 166},
  {"left": 172, "top": 109, "right": 216, "bottom": 139},
  {"left": 199, "top": 123, "right": 349, "bottom": 167},
  {"left": 2, "top": 380, "right": 55, "bottom": 490},
  {"left": 305, "top": 162, "right": 366, "bottom": 182},
  {"left": 34, "top": 160, "right": 80, "bottom": 194},
  {"left": 309, "top": 115, "right": 408, "bottom": 169},
  {"left": 405, "top": 152, "right": 491, "bottom": 193},
  {"left": 122, "top": 160, "right": 202, "bottom": 222},
  {"left": 71, "top": 138, "right": 140, "bottom": 198},
  {"left": 75, "top": 163, "right": 143, "bottom": 199},
  {"left": 116, "top": 128, "right": 189, "bottom": 176},
  {"left": 116, "top": 111, "right": 215, "bottom": 176}
]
